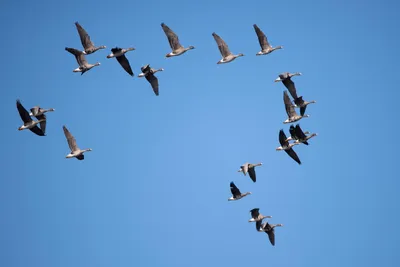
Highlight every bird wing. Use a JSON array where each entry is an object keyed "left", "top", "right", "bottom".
[
  {"left": 230, "top": 182, "right": 241, "bottom": 197},
  {"left": 36, "top": 114, "right": 47, "bottom": 134},
  {"left": 279, "top": 129, "right": 289, "bottom": 147},
  {"left": 63, "top": 126, "right": 79, "bottom": 152},
  {"left": 256, "top": 220, "right": 263, "bottom": 231},
  {"left": 161, "top": 23, "right": 183, "bottom": 51},
  {"left": 76, "top": 154, "right": 84, "bottom": 160},
  {"left": 111, "top": 47, "right": 122, "bottom": 54},
  {"left": 250, "top": 208, "right": 260, "bottom": 219},
  {"left": 146, "top": 73, "right": 159, "bottom": 96},
  {"left": 253, "top": 24, "right": 270, "bottom": 50},
  {"left": 299, "top": 106, "right": 307, "bottom": 116},
  {"left": 285, "top": 147, "right": 301, "bottom": 165},
  {"left": 16, "top": 100, "right": 33, "bottom": 123},
  {"left": 29, "top": 125, "right": 45, "bottom": 136},
  {"left": 266, "top": 228, "right": 275, "bottom": 246},
  {"left": 241, "top": 163, "right": 249, "bottom": 175},
  {"left": 141, "top": 64, "right": 150, "bottom": 73},
  {"left": 212, "top": 33, "right": 231, "bottom": 57},
  {"left": 30, "top": 106, "right": 39, "bottom": 116},
  {"left": 116, "top": 54, "right": 134, "bottom": 76},
  {"left": 295, "top": 124, "right": 307, "bottom": 140},
  {"left": 289, "top": 125, "right": 297, "bottom": 140},
  {"left": 75, "top": 22, "right": 94, "bottom": 50},
  {"left": 248, "top": 167, "right": 257, "bottom": 182},
  {"left": 282, "top": 78, "right": 298, "bottom": 99},
  {"left": 65, "top": 47, "right": 88, "bottom": 66},
  {"left": 284, "top": 91, "right": 297, "bottom": 117}
]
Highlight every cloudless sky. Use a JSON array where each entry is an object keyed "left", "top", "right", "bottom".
[{"left": 1, "top": 0, "right": 399, "bottom": 266}]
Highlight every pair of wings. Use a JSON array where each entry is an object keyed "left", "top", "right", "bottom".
[{"left": 16, "top": 100, "right": 45, "bottom": 136}]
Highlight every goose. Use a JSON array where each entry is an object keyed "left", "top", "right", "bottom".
[
  {"left": 161, "top": 23, "right": 195, "bottom": 57},
  {"left": 75, "top": 22, "right": 106, "bottom": 55},
  {"left": 253, "top": 24, "right": 283, "bottom": 56},
  {"left": 285, "top": 124, "right": 310, "bottom": 142},
  {"left": 249, "top": 208, "right": 272, "bottom": 222},
  {"left": 274, "top": 72, "right": 301, "bottom": 100},
  {"left": 65, "top": 47, "right": 100, "bottom": 75},
  {"left": 256, "top": 220, "right": 283, "bottom": 246},
  {"left": 293, "top": 124, "right": 317, "bottom": 145},
  {"left": 107, "top": 47, "right": 135, "bottom": 76},
  {"left": 283, "top": 91, "right": 309, "bottom": 124},
  {"left": 276, "top": 129, "right": 301, "bottom": 165},
  {"left": 138, "top": 64, "right": 164, "bottom": 96},
  {"left": 237, "top": 162, "right": 262, "bottom": 183},
  {"left": 29, "top": 106, "right": 55, "bottom": 134},
  {"left": 294, "top": 96, "right": 317, "bottom": 116},
  {"left": 212, "top": 32, "right": 244, "bottom": 64},
  {"left": 63, "top": 126, "right": 92, "bottom": 160},
  {"left": 228, "top": 181, "right": 251, "bottom": 201},
  {"left": 16, "top": 100, "right": 46, "bottom": 136}
]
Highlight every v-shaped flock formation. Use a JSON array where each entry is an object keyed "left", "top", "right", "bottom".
[{"left": 16, "top": 22, "right": 318, "bottom": 246}]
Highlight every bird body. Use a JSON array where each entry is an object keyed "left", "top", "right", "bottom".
[
  {"left": 138, "top": 64, "right": 164, "bottom": 96},
  {"left": 65, "top": 47, "right": 100, "bottom": 75}
]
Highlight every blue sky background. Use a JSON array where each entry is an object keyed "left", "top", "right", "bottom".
[{"left": 0, "top": 0, "right": 399, "bottom": 266}]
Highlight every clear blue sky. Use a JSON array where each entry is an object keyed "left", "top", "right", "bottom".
[{"left": 1, "top": 0, "right": 399, "bottom": 266}]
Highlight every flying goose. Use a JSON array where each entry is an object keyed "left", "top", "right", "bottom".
[
  {"left": 16, "top": 100, "right": 45, "bottom": 136},
  {"left": 75, "top": 22, "right": 106, "bottom": 55},
  {"left": 228, "top": 182, "right": 251, "bottom": 201},
  {"left": 161, "top": 23, "right": 195, "bottom": 57},
  {"left": 283, "top": 91, "right": 309, "bottom": 124},
  {"left": 65, "top": 47, "right": 101, "bottom": 75},
  {"left": 293, "top": 124, "right": 317, "bottom": 145},
  {"left": 253, "top": 24, "right": 283, "bottom": 56},
  {"left": 212, "top": 32, "right": 244, "bottom": 64},
  {"left": 29, "top": 106, "right": 55, "bottom": 134},
  {"left": 274, "top": 72, "right": 301, "bottom": 100},
  {"left": 107, "top": 47, "right": 135, "bottom": 76},
  {"left": 256, "top": 220, "right": 283, "bottom": 246},
  {"left": 276, "top": 129, "right": 301, "bottom": 165},
  {"left": 294, "top": 96, "right": 317, "bottom": 116},
  {"left": 249, "top": 208, "right": 272, "bottom": 222},
  {"left": 63, "top": 125, "right": 92, "bottom": 160},
  {"left": 138, "top": 64, "right": 164, "bottom": 96},
  {"left": 237, "top": 162, "right": 262, "bottom": 183},
  {"left": 285, "top": 124, "right": 310, "bottom": 142}
]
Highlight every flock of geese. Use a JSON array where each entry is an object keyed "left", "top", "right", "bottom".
[{"left": 16, "top": 21, "right": 317, "bottom": 246}]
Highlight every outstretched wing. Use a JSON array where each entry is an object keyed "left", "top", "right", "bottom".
[
  {"left": 65, "top": 47, "right": 88, "bottom": 66},
  {"left": 29, "top": 125, "right": 45, "bottom": 136},
  {"left": 250, "top": 208, "right": 260, "bottom": 219},
  {"left": 116, "top": 54, "right": 134, "bottom": 76},
  {"left": 63, "top": 125, "right": 79, "bottom": 152},
  {"left": 295, "top": 124, "right": 307, "bottom": 140},
  {"left": 279, "top": 129, "right": 288, "bottom": 147},
  {"left": 230, "top": 182, "right": 241, "bottom": 197},
  {"left": 285, "top": 148, "right": 301, "bottom": 165},
  {"left": 212, "top": 32, "right": 231, "bottom": 57},
  {"left": 253, "top": 24, "right": 271, "bottom": 50},
  {"left": 146, "top": 73, "right": 159, "bottom": 96},
  {"left": 282, "top": 78, "right": 298, "bottom": 99},
  {"left": 284, "top": 91, "right": 296, "bottom": 118},
  {"left": 248, "top": 167, "right": 257, "bottom": 183},
  {"left": 16, "top": 100, "right": 33, "bottom": 124},
  {"left": 161, "top": 23, "right": 183, "bottom": 51},
  {"left": 75, "top": 22, "right": 94, "bottom": 50}
]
